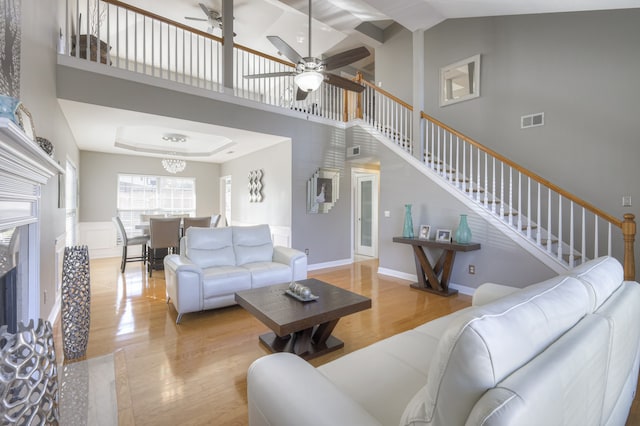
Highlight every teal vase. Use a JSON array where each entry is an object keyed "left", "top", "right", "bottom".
[
  {"left": 403, "top": 204, "right": 414, "bottom": 238},
  {"left": 0, "top": 95, "right": 20, "bottom": 124},
  {"left": 455, "top": 214, "right": 472, "bottom": 244}
]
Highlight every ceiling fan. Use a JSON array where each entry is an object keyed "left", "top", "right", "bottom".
[
  {"left": 244, "top": 0, "right": 370, "bottom": 101},
  {"left": 185, "top": 3, "right": 234, "bottom": 36}
]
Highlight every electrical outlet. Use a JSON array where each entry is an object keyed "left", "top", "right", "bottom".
[
  {"left": 622, "top": 195, "right": 632, "bottom": 207},
  {"left": 468, "top": 265, "right": 476, "bottom": 275},
  {"left": 304, "top": 248, "right": 309, "bottom": 255}
]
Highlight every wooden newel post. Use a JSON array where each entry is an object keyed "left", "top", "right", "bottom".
[{"left": 622, "top": 213, "right": 636, "bottom": 281}]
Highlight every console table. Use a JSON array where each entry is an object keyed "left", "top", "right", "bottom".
[{"left": 393, "top": 237, "right": 480, "bottom": 297}]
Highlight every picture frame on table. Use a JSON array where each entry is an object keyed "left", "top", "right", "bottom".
[
  {"left": 15, "top": 103, "right": 36, "bottom": 142},
  {"left": 436, "top": 229, "right": 452, "bottom": 242},
  {"left": 418, "top": 225, "right": 431, "bottom": 240}
]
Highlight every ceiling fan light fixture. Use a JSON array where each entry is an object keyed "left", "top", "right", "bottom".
[{"left": 295, "top": 71, "right": 324, "bottom": 93}]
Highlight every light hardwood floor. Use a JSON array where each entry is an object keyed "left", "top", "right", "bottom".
[{"left": 54, "top": 257, "right": 640, "bottom": 425}]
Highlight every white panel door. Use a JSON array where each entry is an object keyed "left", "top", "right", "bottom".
[{"left": 355, "top": 173, "right": 378, "bottom": 257}]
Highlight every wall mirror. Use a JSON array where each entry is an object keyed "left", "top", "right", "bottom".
[
  {"left": 440, "top": 54, "right": 481, "bottom": 107},
  {"left": 307, "top": 168, "right": 340, "bottom": 214}
]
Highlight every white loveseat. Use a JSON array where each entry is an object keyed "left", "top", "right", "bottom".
[
  {"left": 164, "top": 224, "right": 307, "bottom": 323},
  {"left": 247, "top": 256, "right": 640, "bottom": 425}
]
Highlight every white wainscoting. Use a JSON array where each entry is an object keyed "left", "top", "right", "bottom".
[{"left": 79, "top": 221, "right": 121, "bottom": 259}]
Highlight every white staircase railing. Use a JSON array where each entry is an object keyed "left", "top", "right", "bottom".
[{"left": 417, "top": 112, "right": 635, "bottom": 276}]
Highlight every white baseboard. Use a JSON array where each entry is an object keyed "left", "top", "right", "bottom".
[
  {"left": 48, "top": 293, "right": 61, "bottom": 325},
  {"left": 308, "top": 258, "right": 353, "bottom": 271},
  {"left": 377, "top": 267, "right": 476, "bottom": 296}
]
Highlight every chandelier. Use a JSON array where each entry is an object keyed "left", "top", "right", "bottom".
[{"left": 161, "top": 158, "right": 186, "bottom": 174}]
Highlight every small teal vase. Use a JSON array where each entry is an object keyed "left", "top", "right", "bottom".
[
  {"left": 455, "top": 214, "right": 472, "bottom": 244},
  {"left": 403, "top": 204, "right": 414, "bottom": 238},
  {"left": 0, "top": 95, "right": 20, "bottom": 124}
]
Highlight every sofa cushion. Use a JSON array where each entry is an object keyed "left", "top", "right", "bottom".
[
  {"left": 400, "top": 274, "right": 590, "bottom": 426},
  {"left": 465, "top": 315, "right": 610, "bottom": 426},
  {"left": 233, "top": 225, "right": 274, "bottom": 265},
  {"left": 567, "top": 256, "right": 623, "bottom": 312},
  {"left": 201, "top": 266, "right": 251, "bottom": 299},
  {"left": 242, "top": 262, "right": 292, "bottom": 288},
  {"left": 318, "top": 309, "right": 469, "bottom": 426},
  {"left": 185, "top": 227, "right": 235, "bottom": 268}
]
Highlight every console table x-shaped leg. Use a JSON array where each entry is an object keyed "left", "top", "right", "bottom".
[{"left": 393, "top": 237, "right": 481, "bottom": 297}]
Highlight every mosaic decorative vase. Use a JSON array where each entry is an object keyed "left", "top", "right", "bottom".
[
  {"left": 0, "top": 319, "right": 60, "bottom": 425},
  {"left": 403, "top": 204, "right": 414, "bottom": 238},
  {"left": 61, "top": 245, "right": 91, "bottom": 360},
  {"left": 455, "top": 214, "right": 472, "bottom": 244}
]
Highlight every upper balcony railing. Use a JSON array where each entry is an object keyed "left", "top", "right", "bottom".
[{"left": 62, "top": 0, "right": 346, "bottom": 120}]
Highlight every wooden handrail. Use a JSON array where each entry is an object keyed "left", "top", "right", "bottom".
[
  {"left": 101, "top": 0, "right": 294, "bottom": 67},
  {"left": 359, "top": 78, "right": 413, "bottom": 111},
  {"left": 421, "top": 111, "right": 622, "bottom": 228},
  {"left": 101, "top": 0, "right": 223, "bottom": 42}
]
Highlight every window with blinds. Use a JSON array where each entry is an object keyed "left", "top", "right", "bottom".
[{"left": 117, "top": 174, "right": 196, "bottom": 236}]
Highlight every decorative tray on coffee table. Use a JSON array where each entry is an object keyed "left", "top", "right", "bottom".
[{"left": 284, "top": 289, "right": 319, "bottom": 302}]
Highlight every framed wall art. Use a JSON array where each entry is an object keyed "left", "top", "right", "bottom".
[{"left": 307, "top": 168, "right": 340, "bottom": 214}]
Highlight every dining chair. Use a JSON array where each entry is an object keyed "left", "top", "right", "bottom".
[
  {"left": 112, "top": 216, "right": 150, "bottom": 273},
  {"left": 183, "top": 216, "right": 212, "bottom": 232},
  {"left": 139, "top": 214, "right": 165, "bottom": 235},
  {"left": 211, "top": 214, "right": 222, "bottom": 227},
  {"left": 146, "top": 217, "right": 181, "bottom": 277}
]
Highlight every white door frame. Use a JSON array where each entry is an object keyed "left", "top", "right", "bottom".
[
  {"left": 351, "top": 168, "right": 379, "bottom": 258},
  {"left": 219, "top": 175, "right": 231, "bottom": 226}
]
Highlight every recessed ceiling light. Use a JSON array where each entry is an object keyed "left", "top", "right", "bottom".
[{"left": 162, "top": 133, "right": 187, "bottom": 143}]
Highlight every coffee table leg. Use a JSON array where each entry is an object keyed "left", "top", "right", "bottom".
[
  {"left": 292, "top": 328, "right": 313, "bottom": 356},
  {"left": 313, "top": 319, "right": 340, "bottom": 346}
]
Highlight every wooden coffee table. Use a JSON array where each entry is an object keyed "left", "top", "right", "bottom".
[{"left": 235, "top": 278, "right": 371, "bottom": 359}]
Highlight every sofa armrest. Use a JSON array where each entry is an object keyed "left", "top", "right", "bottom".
[
  {"left": 164, "top": 254, "right": 204, "bottom": 322},
  {"left": 247, "top": 353, "right": 381, "bottom": 426},
  {"left": 273, "top": 246, "right": 307, "bottom": 281},
  {"left": 472, "top": 283, "right": 520, "bottom": 306}
]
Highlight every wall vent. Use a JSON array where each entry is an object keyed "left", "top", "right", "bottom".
[
  {"left": 521, "top": 112, "right": 544, "bottom": 129},
  {"left": 347, "top": 145, "right": 361, "bottom": 157}
]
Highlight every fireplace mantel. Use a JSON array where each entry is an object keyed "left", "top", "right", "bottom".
[
  {"left": 0, "top": 117, "right": 64, "bottom": 325},
  {"left": 0, "top": 118, "right": 63, "bottom": 228}
]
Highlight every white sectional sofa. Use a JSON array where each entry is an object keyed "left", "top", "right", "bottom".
[
  {"left": 164, "top": 224, "right": 307, "bottom": 323},
  {"left": 247, "top": 256, "right": 640, "bottom": 425}
]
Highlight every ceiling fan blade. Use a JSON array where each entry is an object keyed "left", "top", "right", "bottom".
[
  {"left": 199, "top": 3, "right": 211, "bottom": 17},
  {"left": 322, "top": 46, "right": 370, "bottom": 71},
  {"left": 185, "top": 17, "right": 208, "bottom": 22},
  {"left": 324, "top": 73, "right": 365, "bottom": 93},
  {"left": 267, "top": 36, "right": 303, "bottom": 65},
  {"left": 296, "top": 88, "right": 309, "bottom": 101},
  {"left": 244, "top": 71, "right": 297, "bottom": 79}
]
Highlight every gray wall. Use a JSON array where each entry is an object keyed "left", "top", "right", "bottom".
[
  {"left": 57, "top": 66, "right": 351, "bottom": 263},
  {"left": 422, "top": 9, "right": 640, "bottom": 271},
  {"left": 220, "top": 140, "right": 291, "bottom": 227},
  {"left": 374, "top": 24, "right": 414, "bottom": 103},
  {"left": 20, "top": 0, "right": 81, "bottom": 319},
  {"left": 79, "top": 151, "right": 220, "bottom": 220}
]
